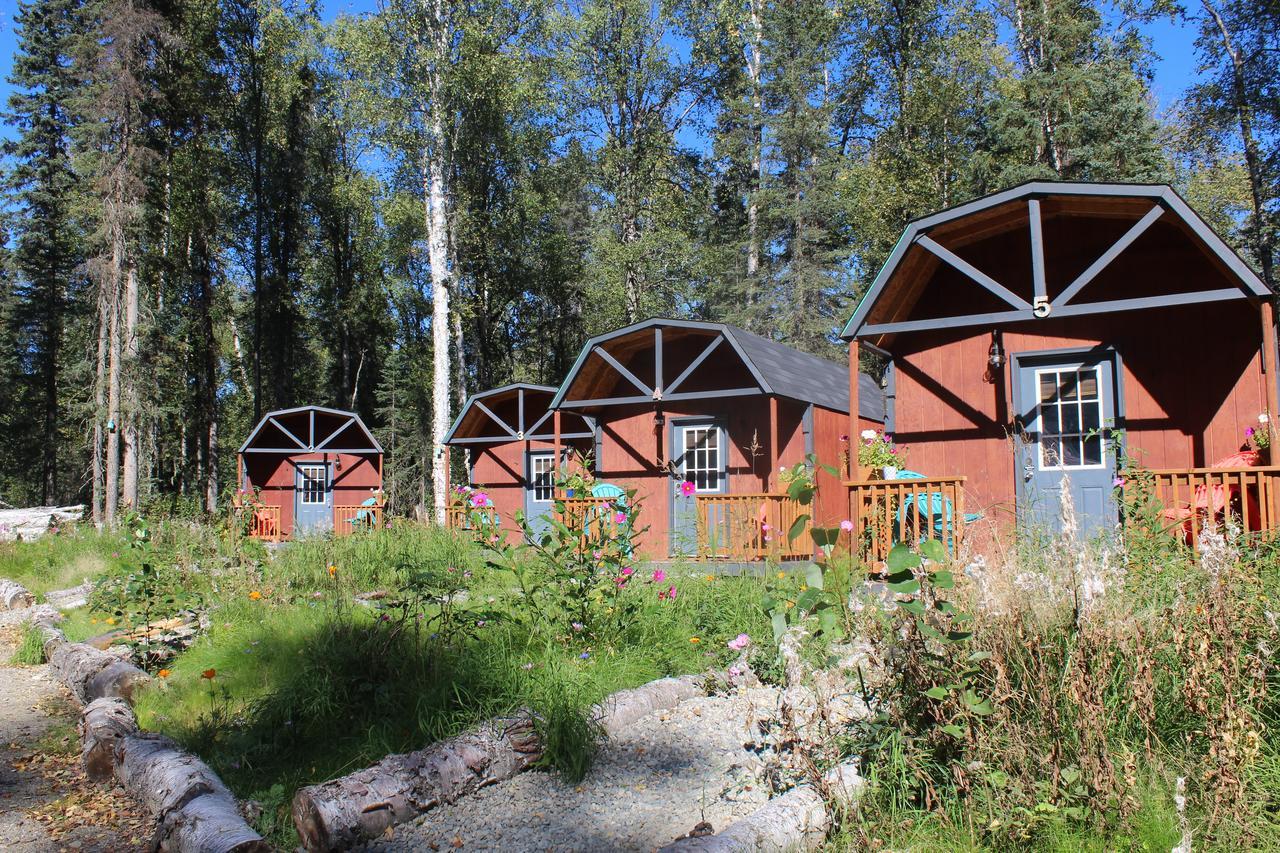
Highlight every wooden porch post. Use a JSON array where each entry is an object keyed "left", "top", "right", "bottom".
[
  {"left": 1263, "top": 301, "right": 1279, "bottom": 449},
  {"left": 442, "top": 447, "right": 450, "bottom": 520},
  {"left": 553, "top": 410, "right": 562, "bottom": 472},
  {"left": 848, "top": 340, "right": 860, "bottom": 476},
  {"left": 768, "top": 395, "right": 780, "bottom": 492}
]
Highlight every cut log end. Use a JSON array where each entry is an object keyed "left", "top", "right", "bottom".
[
  {"left": 80, "top": 697, "right": 139, "bottom": 781},
  {"left": 0, "top": 579, "right": 36, "bottom": 610}
]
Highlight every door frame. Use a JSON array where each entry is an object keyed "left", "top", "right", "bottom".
[
  {"left": 523, "top": 449, "right": 558, "bottom": 538},
  {"left": 293, "top": 460, "right": 333, "bottom": 535},
  {"left": 667, "top": 416, "right": 728, "bottom": 557},
  {"left": 1010, "top": 344, "right": 1126, "bottom": 523}
]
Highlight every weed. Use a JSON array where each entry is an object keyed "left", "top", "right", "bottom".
[{"left": 9, "top": 622, "right": 46, "bottom": 665}]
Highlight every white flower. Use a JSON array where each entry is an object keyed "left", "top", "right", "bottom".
[
  {"left": 860, "top": 429, "right": 877, "bottom": 440},
  {"left": 1260, "top": 412, "right": 1270, "bottom": 424}
]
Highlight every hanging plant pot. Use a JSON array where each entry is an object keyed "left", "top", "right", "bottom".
[{"left": 882, "top": 465, "right": 899, "bottom": 480}]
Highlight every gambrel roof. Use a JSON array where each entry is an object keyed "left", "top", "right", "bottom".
[
  {"left": 444, "top": 383, "right": 595, "bottom": 445},
  {"left": 842, "top": 181, "right": 1270, "bottom": 345},
  {"left": 550, "top": 318, "right": 885, "bottom": 421},
  {"left": 238, "top": 406, "right": 382, "bottom": 454}
]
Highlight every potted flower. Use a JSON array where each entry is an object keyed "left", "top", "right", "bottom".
[
  {"left": 859, "top": 430, "right": 906, "bottom": 479},
  {"left": 1246, "top": 412, "right": 1271, "bottom": 461}
]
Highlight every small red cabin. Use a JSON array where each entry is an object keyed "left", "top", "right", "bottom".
[
  {"left": 235, "top": 406, "right": 384, "bottom": 540},
  {"left": 842, "top": 181, "right": 1279, "bottom": 556},
  {"left": 449, "top": 319, "right": 886, "bottom": 560},
  {"left": 442, "top": 384, "right": 595, "bottom": 542}
]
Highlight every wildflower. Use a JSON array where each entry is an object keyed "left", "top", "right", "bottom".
[
  {"left": 476, "top": 620, "right": 487, "bottom": 627},
  {"left": 1113, "top": 476, "right": 1125, "bottom": 488},
  {"left": 727, "top": 633, "right": 750, "bottom": 650},
  {"left": 471, "top": 492, "right": 489, "bottom": 508},
  {"left": 667, "top": 585, "right": 677, "bottom": 600},
  {"left": 679, "top": 480, "right": 696, "bottom": 497},
  {"left": 106, "top": 617, "right": 116, "bottom": 626},
  {"left": 613, "top": 511, "right": 626, "bottom": 524},
  {"left": 761, "top": 522, "right": 770, "bottom": 531},
  {"left": 839, "top": 434, "right": 849, "bottom": 442},
  {"left": 689, "top": 637, "right": 700, "bottom": 644},
  {"left": 248, "top": 590, "right": 262, "bottom": 601},
  {"left": 728, "top": 664, "right": 743, "bottom": 678},
  {"left": 860, "top": 429, "right": 877, "bottom": 441},
  {"left": 621, "top": 566, "right": 634, "bottom": 577},
  {"left": 776, "top": 572, "right": 785, "bottom": 579},
  {"left": 840, "top": 519, "right": 854, "bottom": 533},
  {"left": 652, "top": 568, "right": 667, "bottom": 583},
  {"left": 1262, "top": 413, "right": 1271, "bottom": 424},
  {"left": 785, "top": 600, "right": 795, "bottom": 609},
  {"left": 379, "top": 614, "right": 390, "bottom": 622},
  {"left": 572, "top": 622, "right": 584, "bottom": 632},
  {"left": 90, "top": 618, "right": 98, "bottom": 625},
  {"left": 463, "top": 570, "right": 473, "bottom": 579},
  {"left": 1247, "top": 426, "right": 1256, "bottom": 438},
  {"left": 157, "top": 669, "right": 171, "bottom": 678},
  {"left": 704, "top": 574, "right": 715, "bottom": 582},
  {"left": 201, "top": 669, "right": 216, "bottom": 680},
  {"left": 580, "top": 652, "right": 590, "bottom": 660},
  {"left": 521, "top": 662, "right": 534, "bottom": 671},
  {"left": 327, "top": 565, "right": 337, "bottom": 577}
]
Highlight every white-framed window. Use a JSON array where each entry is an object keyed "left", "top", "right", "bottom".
[
  {"left": 529, "top": 452, "right": 555, "bottom": 502},
  {"left": 298, "top": 464, "right": 328, "bottom": 504},
  {"left": 680, "top": 425, "right": 722, "bottom": 492},
  {"left": 1035, "top": 366, "right": 1105, "bottom": 470}
]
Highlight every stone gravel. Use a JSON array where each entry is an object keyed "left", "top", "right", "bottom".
[{"left": 361, "top": 684, "right": 783, "bottom": 853}]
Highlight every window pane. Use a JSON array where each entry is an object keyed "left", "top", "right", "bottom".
[
  {"left": 1042, "top": 406, "right": 1060, "bottom": 437},
  {"left": 1041, "top": 437, "right": 1062, "bottom": 468},
  {"left": 1062, "top": 436, "right": 1082, "bottom": 467},
  {"left": 1083, "top": 434, "right": 1102, "bottom": 466},
  {"left": 1081, "top": 400, "right": 1101, "bottom": 433},
  {"left": 1062, "top": 404, "right": 1080, "bottom": 435},
  {"left": 1039, "top": 374, "right": 1057, "bottom": 403},
  {"left": 1059, "top": 373, "right": 1079, "bottom": 401},
  {"left": 1078, "top": 370, "right": 1099, "bottom": 400}
]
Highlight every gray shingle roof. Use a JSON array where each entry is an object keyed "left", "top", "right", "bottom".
[{"left": 723, "top": 324, "right": 885, "bottom": 421}]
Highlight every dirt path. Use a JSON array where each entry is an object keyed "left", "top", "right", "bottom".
[{"left": 0, "top": 626, "right": 147, "bottom": 852}]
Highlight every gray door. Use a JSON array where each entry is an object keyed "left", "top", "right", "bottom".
[
  {"left": 524, "top": 451, "right": 556, "bottom": 540},
  {"left": 1016, "top": 353, "right": 1118, "bottom": 535},
  {"left": 670, "top": 420, "right": 726, "bottom": 556},
  {"left": 294, "top": 463, "right": 333, "bottom": 535}
]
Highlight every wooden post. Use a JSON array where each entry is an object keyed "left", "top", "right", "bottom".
[
  {"left": 848, "top": 340, "right": 860, "bottom": 477},
  {"left": 442, "top": 447, "right": 450, "bottom": 521},
  {"left": 768, "top": 395, "right": 779, "bottom": 492},
  {"left": 1263, "top": 301, "right": 1279, "bottom": 449},
  {"left": 553, "top": 410, "right": 562, "bottom": 472}
]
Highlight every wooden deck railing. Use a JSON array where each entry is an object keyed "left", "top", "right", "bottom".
[
  {"left": 334, "top": 504, "right": 384, "bottom": 536},
  {"left": 695, "top": 493, "right": 812, "bottom": 561},
  {"left": 556, "top": 496, "right": 624, "bottom": 546},
  {"left": 1147, "top": 465, "right": 1280, "bottom": 548},
  {"left": 446, "top": 505, "right": 502, "bottom": 532},
  {"left": 847, "top": 476, "right": 967, "bottom": 564},
  {"left": 232, "top": 504, "right": 282, "bottom": 543}
]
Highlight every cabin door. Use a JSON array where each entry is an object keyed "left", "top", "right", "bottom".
[
  {"left": 670, "top": 420, "right": 726, "bottom": 557},
  {"left": 524, "top": 451, "right": 556, "bottom": 540},
  {"left": 294, "top": 463, "right": 333, "bottom": 535},
  {"left": 1015, "top": 352, "right": 1119, "bottom": 535}
]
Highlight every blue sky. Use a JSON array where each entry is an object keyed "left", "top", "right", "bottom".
[{"left": 0, "top": 0, "right": 1201, "bottom": 143}]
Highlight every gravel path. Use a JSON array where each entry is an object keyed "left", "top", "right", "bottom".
[
  {"left": 0, "top": 623, "right": 146, "bottom": 851},
  {"left": 362, "top": 684, "right": 783, "bottom": 853}
]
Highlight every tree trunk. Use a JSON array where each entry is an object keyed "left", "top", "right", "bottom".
[
  {"left": 291, "top": 713, "right": 541, "bottom": 852},
  {"left": 595, "top": 675, "right": 702, "bottom": 737},
  {"left": 426, "top": 141, "right": 453, "bottom": 526},
  {"left": 745, "top": 0, "right": 763, "bottom": 282},
  {"left": 92, "top": 273, "right": 110, "bottom": 525},
  {"left": 0, "top": 580, "right": 35, "bottom": 610},
  {"left": 122, "top": 262, "right": 140, "bottom": 509},
  {"left": 105, "top": 210, "right": 123, "bottom": 526},
  {"left": 48, "top": 641, "right": 150, "bottom": 704},
  {"left": 80, "top": 696, "right": 138, "bottom": 781},
  {"left": 114, "top": 732, "right": 269, "bottom": 853}
]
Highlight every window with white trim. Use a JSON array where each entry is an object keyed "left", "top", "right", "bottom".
[
  {"left": 298, "top": 464, "right": 328, "bottom": 503},
  {"left": 1036, "top": 366, "right": 1104, "bottom": 470},
  {"left": 530, "top": 453, "right": 555, "bottom": 502},
  {"left": 680, "top": 425, "right": 722, "bottom": 492}
]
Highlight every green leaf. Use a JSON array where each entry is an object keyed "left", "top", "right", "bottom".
[
  {"left": 925, "top": 686, "right": 948, "bottom": 700},
  {"left": 931, "top": 570, "right": 955, "bottom": 589},
  {"left": 941, "top": 724, "right": 967, "bottom": 739},
  {"left": 886, "top": 578, "right": 920, "bottom": 595},
  {"left": 948, "top": 630, "right": 973, "bottom": 642},
  {"left": 811, "top": 527, "right": 839, "bottom": 548},
  {"left": 898, "top": 599, "right": 926, "bottom": 615},
  {"left": 967, "top": 650, "right": 992, "bottom": 663},
  {"left": 920, "top": 539, "right": 947, "bottom": 563},
  {"left": 796, "top": 588, "right": 821, "bottom": 612},
  {"left": 803, "top": 562, "right": 824, "bottom": 591},
  {"left": 771, "top": 611, "right": 788, "bottom": 643},
  {"left": 818, "top": 462, "right": 840, "bottom": 478},
  {"left": 787, "top": 514, "right": 810, "bottom": 544},
  {"left": 818, "top": 608, "right": 842, "bottom": 636},
  {"left": 886, "top": 544, "right": 920, "bottom": 573}
]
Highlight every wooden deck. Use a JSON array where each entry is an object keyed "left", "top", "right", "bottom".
[
  {"left": 847, "top": 476, "right": 967, "bottom": 563},
  {"left": 235, "top": 502, "right": 386, "bottom": 541},
  {"left": 1147, "top": 465, "right": 1280, "bottom": 549}
]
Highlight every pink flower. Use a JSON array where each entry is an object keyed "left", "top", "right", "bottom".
[
  {"left": 679, "top": 480, "right": 696, "bottom": 497},
  {"left": 1246, "top": 426, "right": 1256, "bottom": 438},
  {"left": 839, "top": 434, "right": 849, "bottom": 442},
  {"left": 572, "top": 622, "right": 584, "bottom": 632},
  {"left": 840, "top": 519, "right": 854, "bottom": 532},
  {"left": 667, "top": 585, "right": 677, "bottom": 600},
  {"left": 1113, "top": 476, "right": 1125, "bottom": 488},
  {"left": 652, "top": 568, "right": 667, "bottom": 582},
  {"left": 761, "top": 522, "right": 770, "bottom": 531},
  {"left": 470, "top": 492, "right": 489, "bottom": 508},
  {"left": 614, "top": 511, "right": 626, "bottom": 524},
  {"left": 727, "top": 633, "right": 750, "bottom": 650},
  {"left": 621, "top": 566, "right": 634, "bottom": 576}
]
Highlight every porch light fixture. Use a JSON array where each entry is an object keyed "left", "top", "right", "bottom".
[
  {"left": 988, "top": 330, "right": 1005, "bottom": 371},
  {"left": 654, "top": 410, "right": 666, "bottom": 430}
]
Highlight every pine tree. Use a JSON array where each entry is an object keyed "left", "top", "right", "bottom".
[{"left": 3, "top": 0, "right": 86, "bottom": 504}]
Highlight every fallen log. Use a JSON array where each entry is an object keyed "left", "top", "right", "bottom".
[
  {"left": 48, "top": 638, "right": 150, "bottom": 704},
  {"left": 291, "top": 713, "right": 543, "bottom": 852},
  {"left": 0, "top": 578, "right": 35, "bottom": 610},
  {"left": 659, "top": 762, "right": 863, "bottom": 852},
  {"left": 595, "top": 674, "right": 703, "bottom": 737},
  {"left": 114, "top": 732, "right": 269, "bottom": 853},
  {"left": 0, "top": 504, "right": 84, "bottom": 541},
  {"left": 80, "top": 697, "right": 139, "bottom": 780}
]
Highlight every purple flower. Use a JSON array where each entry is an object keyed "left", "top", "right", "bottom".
[
  {"left": 579, "top": 652, "right": 590, "bottom": 660},
  {"left": 1246, "top": 426, "right": 1256, "bottom": 438},
  {"left": 572, "top": 622, "right": 584, "bottom": 632},
  {"left": 613, "top": 511, "right": 626, "bottom": 524},
  {"left": 652, "top": 568, "right": 667, "bottom": 583},
  {"left": 1113, "top": 477, "right": 1125, "bottom": 488},
  {"left": 727, "top": 633, "right": 751, "bottom": 651}
]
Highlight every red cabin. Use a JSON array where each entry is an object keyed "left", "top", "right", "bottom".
[
  {"left": 442, "top": 384, "right": 595, "bottom": 542},
  {"left": 449, "top": 319, "right": 885, "bottom": 560},
  {"left": 842, "top": 181, "right": 1279, "bottom": 557},
  {"left": 235, "top": 406, "right": 384, "bottom": 541}
]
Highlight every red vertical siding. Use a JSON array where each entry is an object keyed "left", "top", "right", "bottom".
[{"left": 246, "top": 452, "right": 382, "bottom": 537}]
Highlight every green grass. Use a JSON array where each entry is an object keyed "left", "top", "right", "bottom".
[
  {"left": 0, "top": 526, "right": 125, "bottom": 595},
  {"left": 9, "top": 622, "right": 46, "bottom": 665}
]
